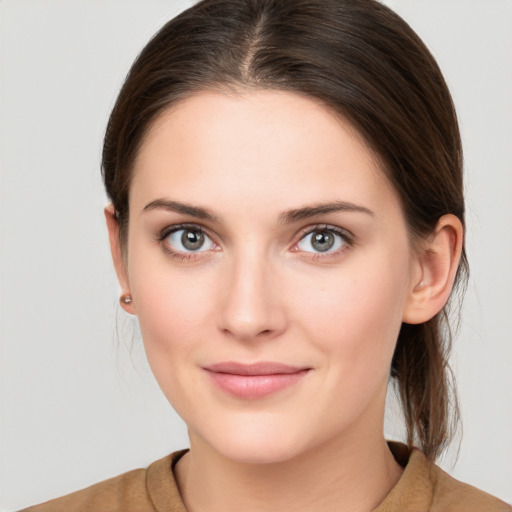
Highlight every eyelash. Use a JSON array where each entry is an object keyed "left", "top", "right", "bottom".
[
  {"left": 157, "top": 223, "right": 215, "bottom": 261},
  {"left": 157, "top": 223, "right": 354, "bottom": 262},
  {"left": 293, "top": 224, "right": 354, "bottom": 261}
]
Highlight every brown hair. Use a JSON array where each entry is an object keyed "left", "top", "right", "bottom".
[{"left": 102, "top": 0, "right": 468, "bottom": 460}]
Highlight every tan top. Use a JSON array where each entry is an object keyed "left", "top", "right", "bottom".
[{"left": 21, "top": 443, "right": 511, "bottom": 512}]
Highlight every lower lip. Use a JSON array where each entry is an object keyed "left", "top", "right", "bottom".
[{"left": 205, "top": 370, "right": 310, "bottom": 399}]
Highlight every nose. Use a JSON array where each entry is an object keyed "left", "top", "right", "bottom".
[{"left": 217, "top": 249, "right": 287, "bottom": 342}]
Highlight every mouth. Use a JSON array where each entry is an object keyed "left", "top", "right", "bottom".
[{"left": 202, "top": 361, "right": 312, "bottom": 399}]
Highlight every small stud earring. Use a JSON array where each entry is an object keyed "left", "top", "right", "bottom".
[{"left": 120, "top": 294, "right": 133, "bottom": 306}]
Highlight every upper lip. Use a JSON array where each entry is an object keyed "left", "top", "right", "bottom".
[{"left": 203, "top": 361, "right": 309, "bottom": 375}]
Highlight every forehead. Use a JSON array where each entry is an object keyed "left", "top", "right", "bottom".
[{"left": 130, "top": 90, "right": 400, "bottom": 219}]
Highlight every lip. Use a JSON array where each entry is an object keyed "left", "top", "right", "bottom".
[{"left": 203, "top": 361, "right": 311, "bottom": 399}]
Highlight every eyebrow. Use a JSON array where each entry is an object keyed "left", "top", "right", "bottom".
[
  {"left": 143, "top": 199, "right": 221, "bottom": 223},
  {"left": 142, "top": 198, "right": 374, "bottom": 224},
  {"left": 278, "top": 201, "right": 375, "bottom": 224}
]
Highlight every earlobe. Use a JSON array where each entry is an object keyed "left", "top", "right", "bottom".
[
  {"left": 104, "top": 205, "right": 135, "bottom": 314},
  {"left": 402, "top": 214, "right": 463, "bottom": 324}
]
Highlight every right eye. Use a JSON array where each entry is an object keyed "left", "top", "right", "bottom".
[{"left": 163, "top": 226, "right": 217, "bottom": 253}]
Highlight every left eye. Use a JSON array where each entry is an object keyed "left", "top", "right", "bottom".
[
  {"left": 296, "top": 228, "right": 347, "bottom": 253},
  {"left": 165, "top": 228, "right": 216, "bottom": 252}
]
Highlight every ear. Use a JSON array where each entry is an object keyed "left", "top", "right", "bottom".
[
  {"left": 104, "top": 205, "right": 135, "bottom": 314},
  {"left": 402, "top": 214, "right": 464, "bottom": 324}
]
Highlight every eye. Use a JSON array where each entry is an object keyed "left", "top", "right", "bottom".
[
  {"left": 296, "top": 227, "right": 348, "bottom": 254},
  {"left": 163, "top": 226, "right": 216, "bottom": 253}
]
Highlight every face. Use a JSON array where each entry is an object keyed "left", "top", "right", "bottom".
[{"left": 121, "top": 90, "right": 419, "bottom": 463}]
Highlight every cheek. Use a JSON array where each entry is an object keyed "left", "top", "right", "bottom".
[
  {"left": 127, "top": 247, "right": 217, "bottom": 373},
  {"left": 292, "top": 250, "right": 410, "bottom": 378},
  {"left": 130, "top": 267, "right": 218, "bottom": 422}
]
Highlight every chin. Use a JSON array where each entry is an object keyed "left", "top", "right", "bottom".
[
  {"left": 192, "top": 415, "right": 315, "bottom": 465},
  {"left": 217, "top": 437, "right": 306, "bottom": 465}
]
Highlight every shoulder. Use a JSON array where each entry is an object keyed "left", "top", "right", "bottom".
[
  {"left": 377, "top": 443, "right": 511, "bottom": 512},
  {"left": 19, "top": 450, "right": 188, "bottom": 512},
  {"left": 429, "top": 462, "right": 512, "bottom": 512},
  {"left": 20, "top": 467, "right": 150, "bottom": 512}
]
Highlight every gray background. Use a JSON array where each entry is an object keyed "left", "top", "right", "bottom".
[{"left": 1, "top": 1, "right": 511, "bottom": 509}]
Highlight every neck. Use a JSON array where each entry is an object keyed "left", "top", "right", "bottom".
[{"left": 175, "top": 426, "right": 403, "bottom": 512}]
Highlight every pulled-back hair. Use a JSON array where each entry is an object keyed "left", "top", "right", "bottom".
[{"left": 102, "top": 0, "right": 468, "bottom": 460}]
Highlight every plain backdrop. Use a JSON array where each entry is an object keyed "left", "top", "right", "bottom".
[{"left": 1, "top": 0, "right": 511, "bottom": 509}]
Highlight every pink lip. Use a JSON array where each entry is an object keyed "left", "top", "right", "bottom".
[{"left": 203, "top": 362, "right": 311, "bottom": 399}]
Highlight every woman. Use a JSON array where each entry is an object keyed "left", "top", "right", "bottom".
[{"left": 21, "top": 0, "right": 511, "bottom": 510}]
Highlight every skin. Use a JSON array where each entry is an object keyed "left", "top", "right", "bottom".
[{"left": 106, "top": 90, "right": 463, "bottom": 512}]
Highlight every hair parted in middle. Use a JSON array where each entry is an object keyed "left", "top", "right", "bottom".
[{"left": 102, "top": 0, "right": 468, "bottom": 460}]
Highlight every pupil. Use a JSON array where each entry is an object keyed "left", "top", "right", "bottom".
[
  {"left": 312, "top": 231, "right": 334, "bottom": 252},
  {"left": 182, "top": 230, "right": 204, "bottom": 250}
]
